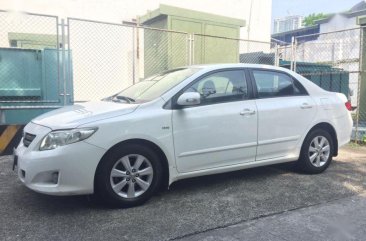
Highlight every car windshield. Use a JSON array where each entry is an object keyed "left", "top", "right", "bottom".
[{"left": 105, "top": 68, "right": 200, "bottom": 103}]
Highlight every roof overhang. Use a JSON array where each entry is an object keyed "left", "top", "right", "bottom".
[
  {"left": 139, "top": 4, "right": 245, "bottom": 27},
  {"left": 357, "top": 15, "right": 366, "bottom": 25}
]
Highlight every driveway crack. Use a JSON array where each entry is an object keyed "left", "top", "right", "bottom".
[{"left": 167, "top": 193, "right": 363, "bottom": 241}]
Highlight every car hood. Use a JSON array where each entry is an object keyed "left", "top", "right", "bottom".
[{"left": 32, "top": 101, "right": 139, "bottom": 130}]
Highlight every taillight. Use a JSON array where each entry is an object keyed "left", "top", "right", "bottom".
[{"left": 345, "top": 101, "right": 352, "bottom": 111}]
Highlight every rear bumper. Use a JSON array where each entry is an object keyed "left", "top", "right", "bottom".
[{"left": 335, "top": 113, "right": 353, "bottom": 148}]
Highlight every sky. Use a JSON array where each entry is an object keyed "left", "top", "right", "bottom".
[{"left": 272, "top": 0, "right": 362, "bottom": 20}]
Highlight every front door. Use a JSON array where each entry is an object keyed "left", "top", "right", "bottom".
[{"left": 172, "top": 69, "right": 258, "bottom": 173}]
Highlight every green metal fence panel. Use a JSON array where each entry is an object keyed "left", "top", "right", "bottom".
[
  {"left": 0, "top": 48, "right": 42, "bottom": 97},
  {"left": 280, "top": 60, "right": 349, "bottom": 97},
  {"left": 0, "top": 48, "right": 73, "bottom": 124}
]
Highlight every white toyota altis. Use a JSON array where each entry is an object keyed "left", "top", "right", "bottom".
[{"left": 14, "top": 64, "right": 353, "bottom": 207}]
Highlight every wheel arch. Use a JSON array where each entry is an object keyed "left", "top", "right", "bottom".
[
  {"left": 307, "top": 122, "right": 338, "bottom": 157},
  {"left": 94, "top": 138, "right": 170, "bottom": 192}
]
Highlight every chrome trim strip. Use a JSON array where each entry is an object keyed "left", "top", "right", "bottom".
[
  {"left": 179, "top": 142, "right": 257, "bottom": 157},
  {"left": 258, "top": 135, "right": 299, "bottom": 145}
]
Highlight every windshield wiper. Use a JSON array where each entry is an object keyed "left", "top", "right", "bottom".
[{"left": 112, "top": 95, "right": 135, "bottom": 103}]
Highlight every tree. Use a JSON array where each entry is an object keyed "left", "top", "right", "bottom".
[{"left": 303, "top": 13, "right": 329, "bottom": 27}]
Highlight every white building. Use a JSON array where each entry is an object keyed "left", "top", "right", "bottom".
[
  {"left": 273, "top": 15, "right": 303, "bottom": 34},
  {"left": 317, "top": 0, "right": 366, "bottom": 33}
]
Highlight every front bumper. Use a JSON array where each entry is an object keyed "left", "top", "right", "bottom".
[{"left": 15, "top": 122, "right": 106, "bottom": 196}]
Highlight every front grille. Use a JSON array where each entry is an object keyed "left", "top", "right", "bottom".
[{"left": 23, "top": 132, "right": 36, "bottom": 147}]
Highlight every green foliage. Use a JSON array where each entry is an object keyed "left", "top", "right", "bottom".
[{"left": 303, "top": 13, "right": 329, "bottom": 27}]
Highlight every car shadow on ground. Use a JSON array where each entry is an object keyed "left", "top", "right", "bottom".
[
  {"left": 8, "top": 157, "right": 364, "bottom": 213},
  {"left": 10, "top": 162, "right": 292, "bottom": 211}
]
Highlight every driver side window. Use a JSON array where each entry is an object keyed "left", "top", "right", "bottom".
[{"left": 185, "top": 70, "right": 248, "bottom": 105}]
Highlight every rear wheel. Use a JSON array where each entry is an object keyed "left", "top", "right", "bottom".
[
  {"left": 296, "top": 129, "right": 334, "bottom": 174},
  {"left": 95, "top": 144, "right": 163, "bottom": 208}
]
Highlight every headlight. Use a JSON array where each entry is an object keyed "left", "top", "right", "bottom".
[{"left": 39, "top": 128, "right": 98, "bottom": 151}]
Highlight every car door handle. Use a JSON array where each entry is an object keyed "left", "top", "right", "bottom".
[
  {"left": 240, "top": 109, "right": 256, "bottom": 116},
  {"left": 300, "top": 103, "right": 313, "bottom": 109}
]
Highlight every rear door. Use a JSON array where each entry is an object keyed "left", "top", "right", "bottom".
[{"left": 250, "top": 69, "right": 317, "bottom": 161}]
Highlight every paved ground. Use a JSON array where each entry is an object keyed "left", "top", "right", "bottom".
[
  {"left": 179, "top": 193, "right": 366, "bottom": 241},
  {"left": 0, "top": 145, "right": 365, "bottom": 241}
]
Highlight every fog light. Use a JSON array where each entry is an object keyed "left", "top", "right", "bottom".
[{"left": 51, "top": 172, "right": 59, "bottom": 184}]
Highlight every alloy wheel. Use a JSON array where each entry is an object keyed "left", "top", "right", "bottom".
[
  {"left": 308, "top": 136, "right": 330, "bottom": 167},
  {"left": 110, "top": 154, "right": 154, "bottom": 198}
]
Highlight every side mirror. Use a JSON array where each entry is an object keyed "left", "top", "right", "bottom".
[{"left": 177, "top": 92, "right": 201, "bottom": 106}]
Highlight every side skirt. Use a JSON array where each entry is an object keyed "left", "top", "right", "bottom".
[{"left": 169, "top": 155, "right": 298, "bottom": 185}]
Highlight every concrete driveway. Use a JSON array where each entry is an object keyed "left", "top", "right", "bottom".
[{"left": 0, "top": 145, "right": 365, "bottom": 241}]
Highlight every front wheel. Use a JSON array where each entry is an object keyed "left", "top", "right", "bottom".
[
  {"left": 296, "top": 129, "right": 334, "bottom": 174},
  {"left": 95, "top": 144, "right": 163, "bottom": 208}
]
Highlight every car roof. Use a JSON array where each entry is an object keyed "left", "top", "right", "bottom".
[
  {"left": 184, "top": 63, "right": 327, "bottom": 95},
  {"left": 159, "top": 63, "right": 327, "bottom": 102},
  {"left": 188, "top": 63, "right": 289, "bottom": 72}
]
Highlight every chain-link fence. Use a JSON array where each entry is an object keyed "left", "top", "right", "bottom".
[
  {"left": 1, "top": 10, "right": 366, "bottom": 141},
  {"left": 68, "top": 18, "right": 190, "bottom": 102},
  {"left": 0, "top": 11, "right": 69, "bottom": 104},
  {"left": 68, "top": 18, "right": 134, "bottom": 102},
  {"left": 0, "top": 10, "right": 68, "bottom": 124},
  {"left": 268, "top": 27, "right": 366, "bottom": 141},
  {"left": 290, "top": 28, "right": 364, "bottom": 142},
  {"left": 294, "top": 28, "right": 360, "bottom": 106}
]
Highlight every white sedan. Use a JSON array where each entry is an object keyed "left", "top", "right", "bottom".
[{"left": 14, "top": 64, "right": 353, "bottom": 207}]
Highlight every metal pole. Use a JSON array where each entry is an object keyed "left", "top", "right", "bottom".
[
  {"left": 290, "top": 36, "right": 295, "bottom": 71},
  {"left": 56, "top": 16, "right": 60, "bottom": 98},
  {"left": 293, "top": 37, "right": 297, "bottom": 72},
  {"left": 188, "top": 34, "right": 192, "bottom": 65},
  {"left": 0, "top": 110, "right": 5, "bottom": 124},
  {"left": 191, "top": 34, "right": 195, "bottom": 65},
  {"left": 186, "top": 34, "right": 189, "bottom": 65},
  {"left": 274, "top": 43, "right": 279, "bottom": 66},
  {"left": 355, "top": 28, "right": 363, "bottom": 143},
  {"left": 66, "top": 18, "right": 72, "bottom": 104},
  {"left": 132, "top": 26, "right": 136, "bottom": 84},
  {"left": 136, "top": 17, "right": 141, "bottom": 80},
  {"left": 60, "top": 19, "right": 67, "bottom": 105}
]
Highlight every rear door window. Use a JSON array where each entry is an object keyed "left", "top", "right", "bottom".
[{"left": 252, "top": 70, "right": 307, "bottom": 98}]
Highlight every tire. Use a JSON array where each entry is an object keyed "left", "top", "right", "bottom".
[
  {"left": 295, "top": 129, "right": 334, "bottom": 174},
  {"left": 95, "top": 144, "right": 163, "bottom": 208}
]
